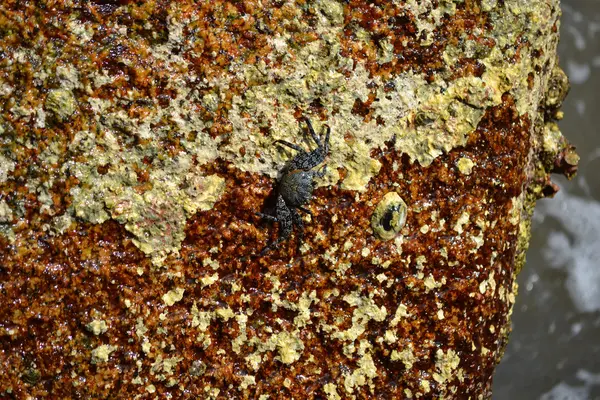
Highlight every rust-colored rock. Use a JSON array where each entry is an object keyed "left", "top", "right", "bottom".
[{"left": 0, "top": 0, "right": 575, "bottom": 398}]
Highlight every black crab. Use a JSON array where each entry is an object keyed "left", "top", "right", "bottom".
[{"left": 257, "top": 117, "right": 330, "bottom": 254}]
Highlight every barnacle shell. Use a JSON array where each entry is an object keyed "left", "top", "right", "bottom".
[
  {"left": 44, "top": 88, "right": 76, "bottom": 122},
  {"left": 371, "top": 192, "right": 408, "bottom": 240}
]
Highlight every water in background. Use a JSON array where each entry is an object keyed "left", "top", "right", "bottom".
[{"left": 493, "top": 1, "right": 600, "bottom": 399}]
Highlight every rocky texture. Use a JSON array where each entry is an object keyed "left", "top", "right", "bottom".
[{"left": 0, "top": 0, "right": 576, "bottom": 398}]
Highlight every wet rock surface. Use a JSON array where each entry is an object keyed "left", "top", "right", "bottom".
[{"left": 0, "top": 0, "right": 575, "bottom": 398}]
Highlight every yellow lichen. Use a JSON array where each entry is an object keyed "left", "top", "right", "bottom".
[
  {"left": 151, "top": 355, "right": 183, "bottom": 376},
  {"left": 453, "top": 212, "right": 470, "bottom": 234},
  {"left": 90, "top": 344, "right": 117, "bottom": 364},
  {"left": 86, "top": 319, "right": 108, "bottom": 335},
  {"left": 200, "top": 273, "right": 219, "bottom": 288},
  {"left": 432, "top": 349, "right": 461, "bottom": 384},
  {"left": 245, "top": 329, "right": 305, "bottom": 367},
  {"left": 216, "top": 307, "right": 235, "bottom": 321},
  {"left": 240, "top": 375, "right": 256, "bottom": 390},
  {"left": 232, "top": 314, "right": 248, "bottom": 354},
  {"left": 333, "top": 292, "right": 387, "bottom": 342},
  {"left": 456, "top": 157, "right": 475, "bottom": 175},
  {"left": 343, "top": 349, "right": 378, "bottom": 394},
  {"left": 390, "top": 303, "right": 410, "bottom": 327},
  {"left": 323, "top": 382, "right": 341, "bottom": 400},
  {"left": 391, "top": 345, "right": 416, "bottom": 370},
  {"left": 274, "top": 331, "right": 305, "bottom": 364},
  {"left": 162, "top": 288, "right": 185, "bottom": 306}
]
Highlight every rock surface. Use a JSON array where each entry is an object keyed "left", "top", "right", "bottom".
[{"left": 0, "top": 0, "right": 576, "bottom": 398}]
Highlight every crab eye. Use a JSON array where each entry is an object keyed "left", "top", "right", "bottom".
[{"left": 371, "top": 192, "right": 407, "bottom": 240}]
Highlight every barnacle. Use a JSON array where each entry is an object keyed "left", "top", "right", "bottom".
[
  {"left": 44, "top": 88, "right": 77, "bottom": 122},
  {"left": 371, "top": 192, "right": 408, "bottom": 240}
]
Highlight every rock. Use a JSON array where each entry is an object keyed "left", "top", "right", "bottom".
[{"left": 0, "top": 1, "right": 576, "bottom": 398}]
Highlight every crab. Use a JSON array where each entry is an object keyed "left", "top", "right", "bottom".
[{"left": 257, "top": 117, "right": 330, "bottom": 254}]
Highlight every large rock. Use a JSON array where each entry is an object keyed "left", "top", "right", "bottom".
[{"left": 0, "top": 0, "right": 576, "bottom": 398}]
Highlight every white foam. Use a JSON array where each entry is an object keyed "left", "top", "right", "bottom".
[
  {"left": 567, "top": 25, "right": 586, "bottom": 51},
  {"left": 536, "top": 190, "right": 600, "bottom": 313},
  {"left": 575, "top": 99, "right": 586, "bottom": 116},
  {"left": 540, "top": 370, "right": 600, "bottom": 400},
  {"left": 540, "top": 382, "right": 588, "bottom": 400},
  {"left": 566, "top": 60, "right": 591, "bottom": 84}
]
